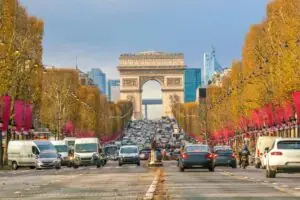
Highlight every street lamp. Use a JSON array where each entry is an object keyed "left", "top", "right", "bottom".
[{"left": 0, "top": 120, "right": 3, "bottom": 167}]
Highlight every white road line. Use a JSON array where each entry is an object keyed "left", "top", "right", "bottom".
[{"left": 144, "top": 170, "right": 159, "bottom": 200}]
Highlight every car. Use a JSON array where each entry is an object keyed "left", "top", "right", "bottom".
[
  {"left": 255, "top": 136, "right": 277, "bottom": 169},
  {"left": 73, "top": 138, "right": 103, "bottom": 168},
  {"left": 213, "top": 147, "right": 237, "bottom": 168},
  {"left": 139, "top": 148, "right": 151, "bottom": 160},
  {"left": 8, "top": 140, "right": 57, "bottom": 170},
  {"left": 35, "top": 150, "right": 61, "bottom": 170},
  {"left": 265, "top": 138, "right": 300, "bottom": 178},
  {"left": 178, "top": 144, "right": 215, "bottom": 172},
  {"left": 103, "top": 145, "right": 119, "bottom": 161},
  {"left": 119, "top": 145, "right": 140, "bottom": 166},
  {"left": 51, "top": 140, "right": 71, "bottom": 166}
]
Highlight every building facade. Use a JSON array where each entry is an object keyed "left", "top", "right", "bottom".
[
  {"left": 118, "top": 51, "right": 185, "bottom": 119},
  {"left": 202, "top": 47, "right": 222, "bottom": 86},
  {"left": 184, "top": 68, "right": 201, "bottom": 102},
  {"left": 87, "top": 68, "right": 106, "bottom": 94},
  {"left": 107, "top": 79, "right": 120, "bottom": 102}
]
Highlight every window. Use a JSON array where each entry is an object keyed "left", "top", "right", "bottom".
[
  {"left": 39, "top": 153, "right": 57, "bottom": 158},
  {"left": 120, "top": 147, "right": 138, "bottom": 154},
  {"left": 32, "top": 146, "right": 39, "bottom": 155},
  {"left": 75, "top": 143, "right": 98, "bottom": 153},
  {"left": 185, "top": 145, "right": 209, "bottom": 152},
  {"left": 277, "top": 141, "right": 300, "bottom": 149},
  {"left": 54, "top": 145, "right": 68, "bottom": 153}
]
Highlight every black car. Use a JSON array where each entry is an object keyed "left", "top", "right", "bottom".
[
  {"left": 213, "top": 147, "right": 237, "bottom": 168},
  {"left": 178, "top": 144, "right": 215, "bottom": 172}
]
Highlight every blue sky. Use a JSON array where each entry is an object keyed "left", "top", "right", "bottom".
[{"left": 20, "top": 0, "right": 268, "bottom": 118}]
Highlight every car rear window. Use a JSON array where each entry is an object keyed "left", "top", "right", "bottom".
[
  {"left": 277, "top": 141, "right": 300, "bottom": 149},
  {"left": 185, "top": 146, "right": 208, "bottom": 152},
  {"left": 215, "top": 149, "right": 233, "bottom": 155}
]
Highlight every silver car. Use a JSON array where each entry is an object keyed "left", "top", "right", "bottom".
[{"left": 36, "top": 151, "right": 61, "bottom": 170}]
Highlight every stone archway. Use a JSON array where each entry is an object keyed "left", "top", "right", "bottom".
[{"left": 118, "top": 51, "right": 185, "bottom": 120}]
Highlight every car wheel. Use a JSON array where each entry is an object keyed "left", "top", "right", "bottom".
[
  {"left": 137, "top": 162, "right": 140, "bottom": 166},
  {"left": 255, "top": 162, "right": 261, "bottom": 169},
  {"left": 119, "top": 162, "right": 122, "bottom": 166},
  {"left": 67, "top": 162, "right": 72, "bottom": 168},
  {"left": 56, "top": 164, "right": 61, "bottom": 170},
  {"left": 12, "top": 161, "right": 18, "bottom": 170},
  {"left": 29, "top": 166, "right": 35, "bottom": 169},
  {"left": 179, "top": 166, "right": 184, "bottom": 172},
  {"left": 208, "top": 167, "right": 215, "bottom": 172},
  {"left": 266, "top": 169, "right": 276, "bottom": 178},
  {"left": 231, "top": 165, "right": 237, "bottom": 169},
  {"left": 73, "top": 164, "right": 79, "bottom": 169}
]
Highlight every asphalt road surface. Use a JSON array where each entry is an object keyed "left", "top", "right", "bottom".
[{"left": 1, "top": 161, "right": 300, "bottom": 200}]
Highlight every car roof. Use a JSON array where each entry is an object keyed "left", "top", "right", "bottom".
[
  {"left": 120, "top": 145, "right": 138, "bottom": 148},
  {"left": 185, "top": 144, "right": 208, "bottom": 147},
  {"left": 275, "top": 138, "right": 300, "bottom": 142}
]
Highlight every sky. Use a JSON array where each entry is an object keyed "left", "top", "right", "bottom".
[{"left": 20, "top": 0, "right": 268, "bottom": 119}]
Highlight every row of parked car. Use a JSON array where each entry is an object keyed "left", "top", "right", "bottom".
[{"left": 7, "top": 137, "right": 107, "bottom": 170}]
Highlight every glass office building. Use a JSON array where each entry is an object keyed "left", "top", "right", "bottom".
[
  {"left": 87, "top": 68, "right": 106, "bottom": 94},
  {"left": 184, "top": 68, "right": 201, "bottom": 102},
  {"left": 107, "top": 79, "right": 120, "bottom": 102}
]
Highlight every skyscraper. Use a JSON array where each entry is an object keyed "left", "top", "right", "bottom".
[
  {"left": 202, "top": 47, "right": 222, "bottom": 86},
  {"left": 87, "top": 68, "right": 106, "bottom": 94},
  {"left": 184, "top": 68, "right": 201, "bottom": 102},
  {"left": 107, "top": 80, "right": 120, "bottom": 102}
]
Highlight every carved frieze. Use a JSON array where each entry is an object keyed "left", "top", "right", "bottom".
[
  {"left": 166, "top": 78, "right": 182, "bottom": 86},
  {"left": 122, "top": 78, "right": 138, "bottom": 87},
  {"left": 140, "top": 76, "right": 164, "bottom": 87},
  {"left": 119, "top": 69, "right": 184, "bottom": 75}
]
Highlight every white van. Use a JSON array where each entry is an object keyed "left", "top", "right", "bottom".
[
  {"left": 255, "top": 136, "right": 277, "bottom": 168},
  {"left": 63, "top": 137, "right": 76, "bottom": 150},
  {"left": 8, "top": 140, "right": 58, "bottom": 170},
  {"left": 51, "top": 140, "right": 70, "bottom": 166},
  {"left": 73, "top": 138, "right": 102, "bottom": 168}
]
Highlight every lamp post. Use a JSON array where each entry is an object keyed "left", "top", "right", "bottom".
[{"left": 0, "top": 120, "right": 3, "bottom": 167}]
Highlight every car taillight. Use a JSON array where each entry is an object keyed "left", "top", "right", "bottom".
[
  {"left": 181, "top": 153, "right": 189, "bottom": 159},
  {"left": 271, "top": 151, "right": 282, "bottom": 156},
  {"left": 206, "top": 153, "right": 213, "bottom": 159},
  {"left": 231, "top": 154, "right": 236, "bottom": 159}
]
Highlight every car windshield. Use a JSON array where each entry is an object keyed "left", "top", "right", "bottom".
[
  {"left": 67, "top": 141, "right": 75, "bottom": 147},
  {"left": 277, "top": 141, "right": 300, "bottom": 149},
  {"left": 120, "top": 147, "right": 138, "bottom": 154},
  {"left": 54, "top": 145, "right": 68, "bottom": 153},
  {"left": 104, "top": 146, "right": 118, "bottom": 154},
  {"left": 39, "top": 153, "right": 57, "bottom": 158},
  {"left": 186, "top": 145, "right": 209, "bottom": 152},
  {"left": 75, "top": 143, "right": 97, "bottom": 153},
  {"left": 37, "top": 144, "right": 56, "bottom": 152}
]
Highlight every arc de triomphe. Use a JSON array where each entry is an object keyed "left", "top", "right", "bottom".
[{"left": 118, "top": 51, "right": 185, "bottom": 119}]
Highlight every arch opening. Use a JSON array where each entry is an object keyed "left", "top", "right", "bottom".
[{"left": 142, "top": 80, "right": 163, "bottom": 120}]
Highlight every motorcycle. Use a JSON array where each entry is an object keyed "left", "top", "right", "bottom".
[{"left": 240, "top": 151, "right": 249, "bottom": 169}]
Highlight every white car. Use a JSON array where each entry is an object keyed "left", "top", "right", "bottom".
[{"left": 265, "top": 138, "right": 300, "bottom": 178}]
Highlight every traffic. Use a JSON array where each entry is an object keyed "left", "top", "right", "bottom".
[{"left": 6, "top": 117, "right": 300, "bottom": 180}]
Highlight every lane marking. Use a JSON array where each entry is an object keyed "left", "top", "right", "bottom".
[{"left": 144, "top": 169, "right": 160, "bottom": 200}]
